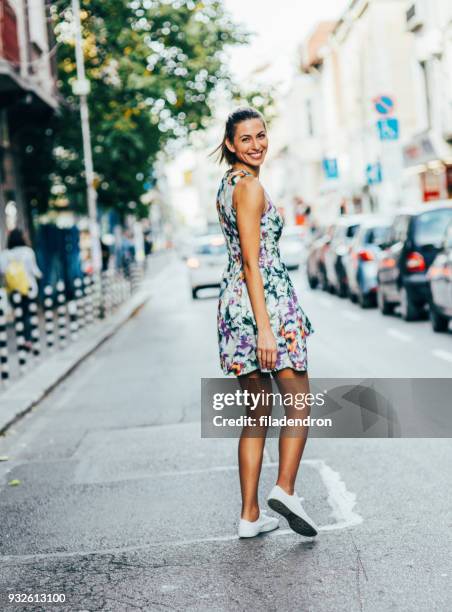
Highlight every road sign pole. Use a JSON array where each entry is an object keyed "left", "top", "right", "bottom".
[{"left": 72, "top": 0, "right": 102, "bottom": 272}]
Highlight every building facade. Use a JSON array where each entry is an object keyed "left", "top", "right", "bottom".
[
  {"left": 0, "top": 0, "right": 57, "bottom": 247},
  {"left": 278, "top": 0, "right": 452, "bottom": 225}
]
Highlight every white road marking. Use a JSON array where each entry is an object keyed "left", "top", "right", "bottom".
[
  {"left": 431, "top": 349, "right": 452, "bottom": 364},
  {"left": 340, "top": 310, "right": 362, "bottom": 322},
  {"left": 386, "top": 328, "right": 413, "bottom": 343},
  {"left": 2, "top": 459, "right": 362, "bottom": 561}
]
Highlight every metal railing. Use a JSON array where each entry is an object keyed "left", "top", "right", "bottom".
[{"left": 0, "top": 261, "right": 146, "bottom": 388}]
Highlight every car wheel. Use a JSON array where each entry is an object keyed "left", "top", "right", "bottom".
[
  {"left": 191, "top": 288, "right": 198, "bottom": 300},
  {"left": 377, "top": 287, "right": 395, "bottom": 315},
  {"left": 429, "top": 305, "right": 449, "bottom": 333},
  {"left": 358, "top": 291, "right": 370, "bottom": 309},
  {"left": 399, "top": 287, "right": 421, "bottom": 322},
  {"left": 308, "top": 274, "right": 318, "bottom": 290},
  {"left": 338, "top": 281, "right": 348, "bottom": 298}
]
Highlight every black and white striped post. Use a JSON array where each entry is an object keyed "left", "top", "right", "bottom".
[
  {"left": 12, "top": 291, "right": 27, "bottom": 373},
  {"left": 0, "top": 289, "right": 9, "bottom": 383},
  {"left": 43, "top": 285, "right": 56, "bottom": 350},
  {"left": 91, "top": 273, "right": 102, "bottom": 320},
  {"left": 67, "top": 299, "right": 79, "bottom": 342},
  {"left": 74, "top": 277, "right": 85, "bottom": 333},
  {"left": 56, "top": 281, "right": 68, "bottom": 349},
  {"left": 130, "top": 262, "right": 140, "bottom": 293},
  {"left": 83, "top": 275, "right": 94, "bottom": 326},
  {"left": 28, "top": 290, "right": 41, "bottom": 358}
]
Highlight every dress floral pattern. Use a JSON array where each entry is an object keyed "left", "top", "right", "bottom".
[{"left": 216, "top": 168, "right": 315, "bottom": 377}]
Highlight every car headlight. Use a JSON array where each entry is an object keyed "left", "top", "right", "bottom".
[{"left": 186, "top": 257, "right": 200, "bottom": 269}]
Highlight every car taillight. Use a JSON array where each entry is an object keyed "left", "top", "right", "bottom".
[
  {"left": 406, "top": 251, "right": 426, "bottom": 273},
  {"left": 358, "top": 249, "right": 374, "bottom": 262}
]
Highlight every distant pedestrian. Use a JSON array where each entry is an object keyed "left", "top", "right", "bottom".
[
  {"left": 0, "top": 229, "right": 43, "bottom": 351},
  {"left": 213, "top": 107, "right": 318, "bottom": 539},
  {"left": 120, "top": 232, "right": 136, "bottom": 278}
]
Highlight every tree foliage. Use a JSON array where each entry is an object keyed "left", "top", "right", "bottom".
[{"left": 25, "top": 0, "right": 248, "bottom": 219}]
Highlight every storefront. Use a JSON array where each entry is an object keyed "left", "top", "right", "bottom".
[{"left": 403, "top": 131, "right": 452, "bottom": 203}]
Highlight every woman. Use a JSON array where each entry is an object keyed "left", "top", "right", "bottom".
[
  {"left": 0, "top": 228, "right": 42, "bottom": 351},
  {"left": 215, "top": 107, "right": 318, "bottom": 539}
]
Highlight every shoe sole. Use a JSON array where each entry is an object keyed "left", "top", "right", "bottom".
[{"left": 267, "top": 498, "right": 317, "bottom": 537}]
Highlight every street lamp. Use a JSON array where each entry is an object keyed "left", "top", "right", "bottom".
[{"left": 71, "top": 0, "right": 101, "bottom": 272}]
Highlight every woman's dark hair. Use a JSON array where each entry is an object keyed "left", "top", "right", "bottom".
[
  {"left": 7, "top": 228, "right": 27, "bottom": 249},
  {"left": 211, "top": 106, "right": 266, "bottom": 165}
]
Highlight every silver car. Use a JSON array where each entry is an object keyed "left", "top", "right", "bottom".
[{"left": 187, "top": 234, "right": 227, "bottom": 299}]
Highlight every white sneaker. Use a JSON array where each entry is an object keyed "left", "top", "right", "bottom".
[
  {"left": 267, "top": 485, "right": 318, "bottom": 537},
  {"left": 238, "top": 511, "right": 279, "bottom": 538}
]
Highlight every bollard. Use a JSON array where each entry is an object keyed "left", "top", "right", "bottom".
[
  {"left": 83, "top": 275, "right": 94, "bottom": 326},
  {"left": 28, "top": 290, "right": 41, "bottom": 357},
  {"left": 67, "top": 300, "right": 79, "bottom": 342},
  {"left": 0, "top": 289, "right": 9, "bottom": 382},
  {"left": 56, "top": 281, "right": 68, "bottom": 349},
  {"left": 91, "top": 273, "right": 102, "bottom": 320},
  {"left": 130, "top": 262, "right": 140, "bottom": 293},
  {"left": 74, "top": 277, "right": 85, "bottom": 332},
  {"left": 100, "top": 271, "right": 110, "bottom": 319},
  {"left": 43, "top": 285, "right": 56, "bottom": 350},
  {"left": 12, "top": 291, "right": 27, "bottom": 373}
]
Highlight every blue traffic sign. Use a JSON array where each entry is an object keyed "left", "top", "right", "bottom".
[
  {"left": 377, "top": 118, "right": 399, "bottom": 141},
  {"left": 374, "top": 95, "right": 395, "bottom": 116},
  {"left": 322, "top": 158, "right": 339, "bottom": 179},
  {"left": 366, "top": 163, "right": 382, "bottom": 185}
]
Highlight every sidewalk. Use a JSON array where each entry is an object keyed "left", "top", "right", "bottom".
[{"left": 0, "top": 251, "right": 171, "bottom": 434}]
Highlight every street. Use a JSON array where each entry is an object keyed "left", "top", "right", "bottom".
[{"left": 0, "top": 253, "right": 451, "bottom": 611}]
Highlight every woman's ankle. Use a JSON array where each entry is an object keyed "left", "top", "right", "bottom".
[
  {"left": 241, "top": 505, "right": 260, "bottom": 522},
  {"left": 276, "top": 480, "right": 295, "bottom": 496}
]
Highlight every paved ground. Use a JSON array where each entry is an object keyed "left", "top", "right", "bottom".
[{"left": 0, "top": 254, "right": 451, "bottom": 611}]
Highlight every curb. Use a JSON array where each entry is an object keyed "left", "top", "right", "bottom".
[{"left": 0, "top": 279, "right": 154, "bottom": 436}]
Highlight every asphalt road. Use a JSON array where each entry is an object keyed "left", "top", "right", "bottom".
[{"left": 0, "top": 253, "right": 451, "bottom": 611}]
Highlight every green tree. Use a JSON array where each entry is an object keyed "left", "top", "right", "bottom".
[{"left": 25, "top": 0, "right": 248, "bottom": 220}]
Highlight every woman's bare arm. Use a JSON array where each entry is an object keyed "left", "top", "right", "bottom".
[{"left": 234, "top": 177, "right": 277, "bottom": 371}]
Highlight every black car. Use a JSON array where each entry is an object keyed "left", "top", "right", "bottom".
[
  {"left": 377, "top": 202, "right": 452, "bottom": 321},
  {"left": 427, "top": 220, "right": 452, "bottom": 332}
]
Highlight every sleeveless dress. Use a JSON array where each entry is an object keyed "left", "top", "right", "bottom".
[{"left": 216, "top": 168, "right": 315, "bottom": 377}]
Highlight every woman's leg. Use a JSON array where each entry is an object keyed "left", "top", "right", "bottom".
[
  {"left": 273, "top": 368, "right": 311, "bottom": 495},
  {"left": 237, "top": 369, "right": 273, "bottom": 521}
]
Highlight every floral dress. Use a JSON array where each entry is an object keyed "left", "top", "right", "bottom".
[{"left": 216, "top": 168, "right": 315, "bottom": 377}]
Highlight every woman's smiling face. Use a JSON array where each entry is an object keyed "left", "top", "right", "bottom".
[{"left": 226, "top": 118, "right": 268, "bottom": 168}]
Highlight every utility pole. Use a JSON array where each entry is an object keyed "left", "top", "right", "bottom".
[{"left": 71, "top": 0, "right": 101, "bottom": 272}]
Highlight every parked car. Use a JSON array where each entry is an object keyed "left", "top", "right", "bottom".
[
  {"left": 306, "top": 224, "right": 334, "bottom": 290},
  {"left": 279, "top": 225, "right": 307, "bottom": 270},
  {"left": 427, "top": 220, "right": 452, "bottom": 332},
  {"left": 345, "top": 216, "right": 393, "bottom": 308},
  {"left": 187, "top": 234, "right": 227, "bottom": 299},
  {"left": 324, "top": 215, "right": 364, "bottom": 297},
  {"left": 377, "top": 202, "right": 452, "bottom": 321}
]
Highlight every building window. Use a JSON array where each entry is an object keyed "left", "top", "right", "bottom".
[{"left": 419, "top": 60, "right": 432, "bottom": 129}]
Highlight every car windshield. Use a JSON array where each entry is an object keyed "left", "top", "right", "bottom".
[
  {"left": 365, "top": 226, "right": 391, "bottom": 244},
  {"left": 413, "top": 209, "right": 452, "bottom": 246},
  {"left": 195, "top": 241, "right": 227, "bottom": 255},
  {"left": 346, "top": 224, "right": 359, "bottom": 239}
]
